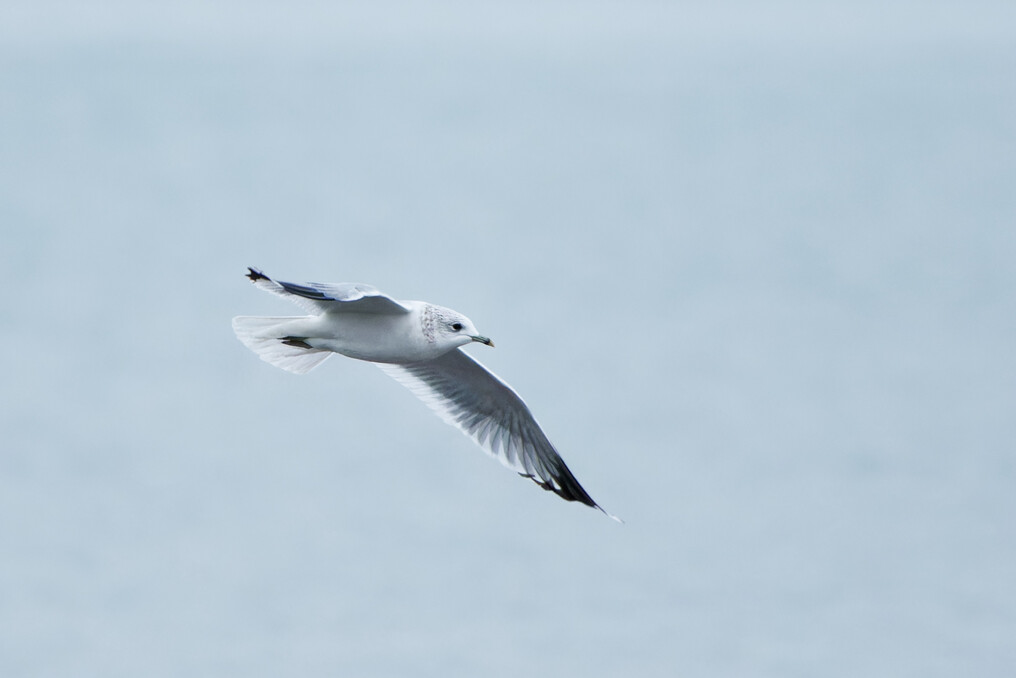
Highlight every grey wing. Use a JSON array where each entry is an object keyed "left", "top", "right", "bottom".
[
  {"left": 245, "top": 267, "right": 410, "bottom": 315},
  {"left": 378, "top": 349, "right": 617, "bottom": 519}
]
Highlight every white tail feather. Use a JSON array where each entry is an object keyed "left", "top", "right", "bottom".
[{"left": 232, "top": 316, "right": 332, "bottom": 375}]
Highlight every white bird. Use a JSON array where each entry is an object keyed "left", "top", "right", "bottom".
[{"left": 233, "top": 267, "right": 618, "bottom": 520}]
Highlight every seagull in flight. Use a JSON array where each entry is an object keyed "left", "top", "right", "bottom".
[{"left": 233, "top": 267, "right": 619, "bottom": 521}]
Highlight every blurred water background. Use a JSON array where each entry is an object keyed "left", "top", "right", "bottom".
[{"left": 1, "top": 1, "right": 1014, "bottom": 676}]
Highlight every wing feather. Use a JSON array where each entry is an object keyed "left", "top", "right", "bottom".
[
  {"left": 378, "top": 349, "right": 618, "bottom": 519},
  {"left": 245, "top": 267, "right": 410, "bottom": 315}
]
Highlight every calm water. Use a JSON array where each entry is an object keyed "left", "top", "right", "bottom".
[{"left": 2, "top": 2, "right": 1014, "bottom": 676}]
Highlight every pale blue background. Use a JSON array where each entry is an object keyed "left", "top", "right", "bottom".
[{"left": 1, "top": 2, "right": 1014, "bottom": 676}]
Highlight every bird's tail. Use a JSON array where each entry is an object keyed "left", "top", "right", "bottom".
[{"left": 232, "top": 316, "right": 332, "bottom": 374}]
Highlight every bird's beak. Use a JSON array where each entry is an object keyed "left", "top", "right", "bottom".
[{"left": 471, "top": 335, "right": 494, "bottom": 347}]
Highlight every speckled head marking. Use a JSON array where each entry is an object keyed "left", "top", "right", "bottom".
[{"left": 421, "top": 304, "right": 437, "bottom": 343}]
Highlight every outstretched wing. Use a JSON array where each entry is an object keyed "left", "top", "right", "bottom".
[
  {"left": 245, "top": 267, "right": 410, "bottom": 315},
  {"left": 378, "top": 349, "right": 618, "bottom": 520}
]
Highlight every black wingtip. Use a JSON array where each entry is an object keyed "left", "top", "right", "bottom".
[
  {"left": 518, "top": 468, "right": 615, "bottom": 519},
  {"left": 246, "top": 267, "right": 269, "bottom": 283}
]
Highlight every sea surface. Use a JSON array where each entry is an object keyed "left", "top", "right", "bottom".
[{"left": 1, "top": 2, "right": 1014, "bottom": 676}]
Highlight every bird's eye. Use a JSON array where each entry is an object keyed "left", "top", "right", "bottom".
[{"left": 451, "top": 322, "right": 463, "bottom": 331}]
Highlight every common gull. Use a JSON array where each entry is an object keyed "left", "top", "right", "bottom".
[{"left": 233, "top": 267, "right": 618, "bottom": 521}]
